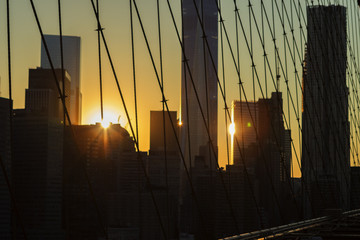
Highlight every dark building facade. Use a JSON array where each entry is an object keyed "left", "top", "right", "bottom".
[
  {"left": 11, "top": 67, "right": 67, "bottom": 239},
  {"left": 63, "top": 123, "right": 139, "bottom": 239},
  {"left": 181, "top": 0, "right": 218, "bottom": 170},
  {"left": 150, "top": 111, "right": 179, "bottom": 154},
  {"left": 231, "top": 100, "right": 258, "bottom": 166},
  {"left": 12, "top": 109, "right": 64, "bottom": 240},
  {"left": 148, "top": 110, "right": 180, "bottom": 239},
  {"left": 302, "top": 5, "right": 350, "bottom": 218},
  {"left": 230, "top": 92, "right": 295, "bottom": 229},
  {"left": 26, "top": 68, "right": 71, "bottom": 122},
  {"left": 351, "top": 167, "right": 360, "bottom": 209},
  {"left": 0, "top": 97, "right": 12, "bottom": 240}
]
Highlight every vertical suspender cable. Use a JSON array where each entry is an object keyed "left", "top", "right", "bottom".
[
  {"left": 156, "top": 0, "right": 170, "bottom": 235},
  {"left": 132, "top": 0, "right": 211, "bottom": 236},
  {"left": 89, "top": 1, "right": 167, "bottom": 238},
  {"left": 219, "top": 0, "right": 231, "bottom": 192},
  {"left": 2, "top": 0, "right": 28, "bottom": 238},
  {"left": 234, "top": 0, "right": 264, "bottom": 229},
  {"left": 96, "top": 0, "right": 104, "bottom": 121},
  {"left": 200, "top": 0, "right": 213, "bottom": 176},
  {"left": 129, "top": 0, "right": 142, "bottom": 238},
  {"left": 29, "top": 1, "right": 108, "bottom": 238},
  {"left": 57, "top": 0, "right": 67, "bottom": 237},
  {"left": 180, "top": 0, "right": 193, "bottom": 177}
]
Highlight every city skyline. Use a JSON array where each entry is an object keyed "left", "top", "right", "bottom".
[
  {"left": 0, "top": 1, "right": 359, "bottom": 178},
  {"left": 0, "top": 1, "right": 360, "bottom": 239}
]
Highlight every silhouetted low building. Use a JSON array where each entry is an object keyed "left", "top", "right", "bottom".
[
  {"left": 351, "top": 167, "right": 360, "bottom": 209},
  {"left": 230, "top": 92, "right": 294, "bottom": 229},
  {"left": 150, "top": 111, "right": 179, "bottom": 154},
  {"left": 147, "top": 110, "right": 180, "bottom": 239},
  {"left": 12, "top": 109, "right": 64, "bottom": 239},
  {"left": 0, "top": 97, "right": 12, "bottom": 239},
  {"left": 26, "top": 68, "right": 71, "bottom": 122},
  {"left": 63, "top": 123, "right": 139, "bottom": 239}
]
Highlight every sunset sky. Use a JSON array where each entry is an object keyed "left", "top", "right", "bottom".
[{"left": 0, "top": 0, "right": 357, "bottom": 177}]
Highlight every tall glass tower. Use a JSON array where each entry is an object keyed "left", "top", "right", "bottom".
[
  {"left": 41, "top": 35, "right": 82, "bottom": 125},
  {"left": 181, "top": 0, "right": 218, "bottom": 170}
]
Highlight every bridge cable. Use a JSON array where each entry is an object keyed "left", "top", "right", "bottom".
[
  {"left": 180, "top": 0, "right": 193, "bottom": 179},
  {"left": 0, "top": 0, "right": 29, "bottom": 238},
  {"left": 130, "top": 0, "right": 212, "bottom": 237},
  {"left": 219, "top": 0, "right": 232, "bottom": 199},
  {"left": 234, "top": 0, "right": 265, "bottom": 228},
  {"left": 89, "top": 0, "right": 170, "bottom": 238},
  {"left": 156, "top": 0, "right": 171, "bottom": 236},
  {"left": 96, "top": 0, "right": 104, "bottom": 122},
  {"left": 28, "top": 0, "right": 109, "bottom": 238}
]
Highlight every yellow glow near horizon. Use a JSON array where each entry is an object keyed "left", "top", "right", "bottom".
[
  {"left": 88, "top": 107, "right": 127, "bottom": 127},
  {"left": 101, "top": 120, "right": 111, "bottom": 129},
  {"left": 229, "top": 122, "right": 235, "bottom": 135}
]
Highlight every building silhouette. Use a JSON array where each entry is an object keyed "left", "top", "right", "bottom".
[
  {"left": 148, "top": 111, "right": 181, "bottom": 239},
  {"left": 350, "top": 167, "right": 360, "bottom": 210},
  {"left": 12, "top": 109, "right": 64, "bottom": 239},
  {"left": 231, "top": 100, "right": 257, "bottom": 165},
  {"left": 150, "top": 111, "right": 179, "bottom": 154},
  {"left": 230, "top": 92, "right": 294, "bottom": 229},
  {"left": 41, "top": 35, "right": 82, "bottom": 125},
  {"left": 302, "top": 5, "right": 350, "bottom": 218},
  {"left": 180, "top": 92, "right": 291, "bottom": 238},
  {"left": 26, "top": 68, "right": 70, "bottom": 121},
  {"left": 11, "top": 67, "right": 66, "bottom": 239},
  {"left": 63, "top": 123, "right": 140, "bottom": 239},
  {"left": 180, "top": 0, "right": 218, "bottom": 170},
  {"left": 0, "top": 97, "right": 11, "bottom": 240}
]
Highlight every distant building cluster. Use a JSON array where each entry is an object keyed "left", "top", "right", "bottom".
[{"left": 0, "top": 3, "right": 358, "bottom": 240}]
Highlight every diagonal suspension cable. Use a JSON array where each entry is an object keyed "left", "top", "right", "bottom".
[{"left": 29, "top": 0, "right": 110, "bottom": 238}]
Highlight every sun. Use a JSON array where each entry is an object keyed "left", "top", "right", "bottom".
[
  {"left": 87, "top": 107, "right": 127, "bottom": 127},
  {"left": 101, "top": 120, "right": 111, "bottom": 129},
  {"left": 229, "top": 122, "right": 235, "bottom": 135}
]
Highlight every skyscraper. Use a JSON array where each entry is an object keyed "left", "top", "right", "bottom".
[
  {"left": 181, "top": 0, "right": 218, "bottom": 170},
  {"left": 41, "top": 35, "right": 82, "bottom": 124},
  {"left": 302, "top": 5, "right": 349, "bottom": 218},
  {"left": 26, "top": 68, "right": 71, "bottom": 121},
  {"left": 63, "top": 123, "right": 144, "bottom": 239},
  {"left": 230, "top": 92, "right": 293, "bottom": 227},
  {"left": 11, "top": 67, "right": 68, "bottom": 239},
  {"left": 231, "top": 100, "right": 257, "bottom": 165},
  {"left": 0, "top": 97, "right": 11, "bottom": 239},
  {"left": 150, "top": 111, "right": 179, "bottom": 154},
  {"left": 12, "top": 109, "right": 64, "bottom": 239},
  {"left": 148, "top": 111, "right": 181, "bottom": 239}
]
